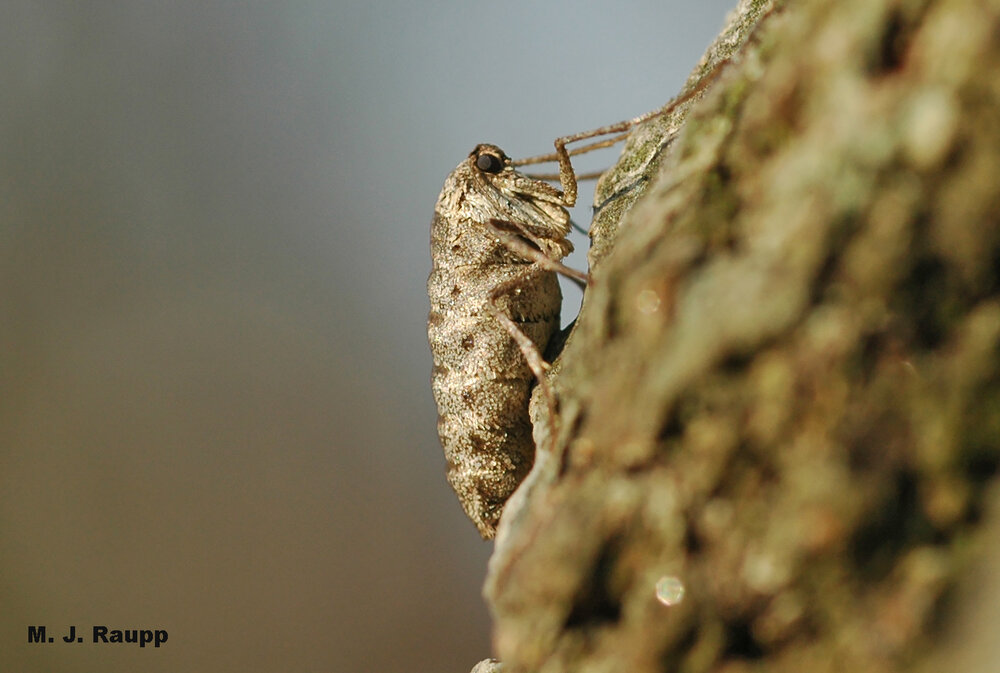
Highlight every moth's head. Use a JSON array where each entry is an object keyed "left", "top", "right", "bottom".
[{"left": 464, "top": 143, "right": 570, "bottom": 236}]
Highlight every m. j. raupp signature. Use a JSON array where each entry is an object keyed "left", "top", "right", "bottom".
[{"left": 28, "top": 624, "right": 168, "bottom": 647}]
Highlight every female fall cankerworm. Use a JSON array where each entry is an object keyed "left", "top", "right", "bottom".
[
  {"left": 426, "top": 17, "right": 748, "bottom": 540},
  {"left": 427, "top": 144, "right": 573, "bottom": 539},
  {"left": 426, "top": 71, "right": 734, "bottom": 537}
]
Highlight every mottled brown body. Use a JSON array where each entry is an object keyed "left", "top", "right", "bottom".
[{"left": 428, "top": 144, "right": 572, "bottom": 538}]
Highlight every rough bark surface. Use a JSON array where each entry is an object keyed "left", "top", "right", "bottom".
[{"left": 480, "top": 0, "right": 1000, "bottom": 671}]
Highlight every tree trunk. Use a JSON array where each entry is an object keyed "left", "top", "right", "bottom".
[{"left": 480, "top": 0, "right": 1000, "bottom": 671}]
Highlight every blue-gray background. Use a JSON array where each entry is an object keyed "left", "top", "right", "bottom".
[{"left": 0, "top": 2, "right": 732, "bottom": 671}]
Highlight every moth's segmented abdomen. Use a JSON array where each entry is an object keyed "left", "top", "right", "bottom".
[{"left": 428, "top": 262, "right": 560, "bottom": 538}]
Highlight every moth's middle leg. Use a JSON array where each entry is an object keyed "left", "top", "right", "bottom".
[
  {"left": 484, "top": 218, "right": 591, "bottom": 442},
  {"left": 486, "top": 219, "right": 589, "bottom": 289}
]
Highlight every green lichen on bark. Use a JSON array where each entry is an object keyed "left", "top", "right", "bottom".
[
  {"left": 588, "top": 0, "right": 774, "bottom": 268},
  {"left": 483, "top": 0, "right": 1000, "bottom": 671}
]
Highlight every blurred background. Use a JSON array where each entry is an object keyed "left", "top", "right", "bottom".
[{"left": 0, "top": 2, "right": 732, "bottom": 671}]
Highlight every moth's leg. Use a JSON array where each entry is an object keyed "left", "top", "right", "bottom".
[
  {"left": 485, "top": 272, "right": 559, "bottom": 436},
  {"left": 487, "top": 219, "right": 589, "bottom": 289},
  {"left": 514, "top": 53, "right": 737, "bottom": 206},
  {"left": 518, "top": 139, "right": 630, "bottom": 183},
  {"left": 512, "top": 111, "right": 665, "bottom": 207},
  {"left": 552, "top": 115, "right": 664, "bottom": 208}
]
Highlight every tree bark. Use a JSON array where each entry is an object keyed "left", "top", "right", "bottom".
[{"left": 480, "top": 0, "right": 1000, "bottom": 671}]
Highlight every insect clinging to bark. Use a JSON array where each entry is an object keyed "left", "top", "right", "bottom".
[
  {"left": 428, "top": 69, "right": 733, "bottom": 538},
  {"left": 427, "top": 143, "right": 576, "bottom": 539}
]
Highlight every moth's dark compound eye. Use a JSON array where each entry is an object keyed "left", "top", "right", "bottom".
[{"left": 476, "top": 153, "right": 504, "bottom": 174}]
